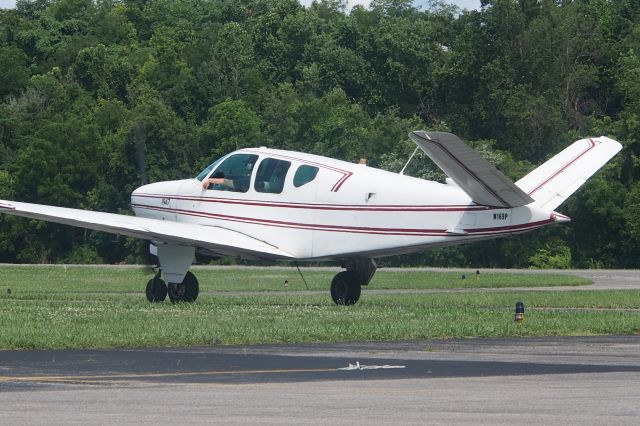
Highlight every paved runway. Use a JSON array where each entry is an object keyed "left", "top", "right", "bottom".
[
  {"left": 1, "top": 269, "right": 639, "bottom": 424},
  {"left": 2, "top": 338, "right": 639, "bottom": 388},
  {"left": 1, "top": 336, "right": 640, "bottom": 424}
]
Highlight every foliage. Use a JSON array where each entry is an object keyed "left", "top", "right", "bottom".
[
  {"left": 0, "top": 0, "right": 638, "bottom": 267},
  {"left": 528, "top": 241, "right": 572, "bottom": 270}
]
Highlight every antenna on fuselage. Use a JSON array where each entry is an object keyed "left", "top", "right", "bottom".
[{"left": 399, "top": 146, "right": 420, "bottom": 175}]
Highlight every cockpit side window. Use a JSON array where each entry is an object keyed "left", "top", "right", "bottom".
[
  {"left": 196, "top": 156, "right": 225, "bottom": 181},
  {"left": 203, "top": 153, "right": 258, "bottom": 192},
  {"left": 254, "top": 158, "right": 291, "bottom": 194},
  {"left": 293, "top": 165, "right": 319, "bottom": 187}
]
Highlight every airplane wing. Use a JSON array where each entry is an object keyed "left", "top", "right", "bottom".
[
  {"left": 0, "top": 200, "right": 293, "bottom": 260},
  {"left": 409, "top": 131, "right": 534, "bottom": 208}
]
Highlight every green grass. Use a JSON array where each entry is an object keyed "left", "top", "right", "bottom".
[
  {"left": 0, "top": 265, "right": 590, "bottom": 298},
  {"left": 0, "top": 265, "right": 636, "bottom": 350}
]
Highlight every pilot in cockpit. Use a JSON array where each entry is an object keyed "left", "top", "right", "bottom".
[{"left": 201, "top": 154, "right": 257, "bottom": 192}]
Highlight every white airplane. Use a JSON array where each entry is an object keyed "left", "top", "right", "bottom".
[{"left": 0, "top": 131, "right": 622, "bottom": 305}]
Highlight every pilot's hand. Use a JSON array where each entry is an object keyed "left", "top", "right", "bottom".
[{"left": 202, "top": 178, "right": 225, "bottom": 189}]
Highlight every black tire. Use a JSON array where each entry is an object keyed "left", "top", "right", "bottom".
[
  {"left": 168, "top": 271, "right": 199, "bottom": 303},
  {"left": 330, "top": 271, "right": 361, "bottom": 305},
  {"left": 146, "top": 276, "right": 167, "bottom": 302}
]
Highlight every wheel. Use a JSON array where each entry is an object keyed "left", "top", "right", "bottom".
[
  {"left": 330, "top": 271, "right": 361, "bottom": 305},
  {"left": 146, "top": 276, "right": 167, "bottom": 302},
  {"left": 168, "top": 271, "right": 199, "bottom": 303}
]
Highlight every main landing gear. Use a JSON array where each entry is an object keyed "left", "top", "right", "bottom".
[
  {"left": 330, "top": 271, "right": 361, "bottom": 305},
  {"left": 330, "top": 259, "right": 377, "bottom": 306},
  {"left": 145, "top": 270, "right": 199, "bottom": 303}
]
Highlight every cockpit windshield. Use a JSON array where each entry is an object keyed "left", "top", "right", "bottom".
[{"left": 195, "top": 156, "right": 225, "bottom": 181}]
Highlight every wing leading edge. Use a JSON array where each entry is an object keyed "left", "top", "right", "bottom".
[
  {"left": 0, "top": 200, "right": 293, "bottom": 260},
  {"left": 409, "top": 131, "right": 534, "bottom": 208}
]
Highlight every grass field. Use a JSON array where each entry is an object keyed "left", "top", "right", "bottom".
[
  {"left": 0, "top": 265, "right": 590, "bottom": 297},
  {"left": 0, "top": 265, "right": 638, "bottom": 350}
]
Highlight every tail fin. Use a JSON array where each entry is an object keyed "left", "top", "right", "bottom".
[{"left": 516, "top": 137, "right": 622, "bottom": 210}]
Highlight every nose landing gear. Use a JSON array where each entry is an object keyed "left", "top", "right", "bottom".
[
  {"left": 145, "top": 272, "right": 168, "bottom": 302},
  {"left": 146, "top": 243, "right": 198, "bottom": 303},
  {"left": 167, "top": 271, "right": 199, "bottom": 303},
  {"left": 146, "top": 270, "right": 199, "bottom": 303}
]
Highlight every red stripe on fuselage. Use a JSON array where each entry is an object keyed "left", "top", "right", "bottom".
[
  {"left": 131, "top": 203, "right": 552, "bottom": 237},
  {"left": 132, "top": 193, "right": 494, "bottom": 212}
]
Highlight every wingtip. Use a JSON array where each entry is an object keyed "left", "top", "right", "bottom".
[
  {"left": 551, "top": 211, "right": 571, "bottom": 223},
  {"left": 409, "top": 130, "right": 429, "bottom": 142},
  {"left": 595, "top": 136, "right": 623, "bottom": 152},
  {"left": 0, "top": 201, "right": 16, "bottom": 210}
]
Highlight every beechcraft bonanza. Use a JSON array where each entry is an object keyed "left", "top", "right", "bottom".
[{"left": 0, "top": 132, "right": 622, "bottom": 304}]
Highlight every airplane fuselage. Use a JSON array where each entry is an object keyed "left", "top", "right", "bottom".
[{"left": 131, "top": 147, "right": 558, "bottom": 261}]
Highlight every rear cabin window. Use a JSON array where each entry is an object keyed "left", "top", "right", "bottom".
[
  {"left": 205, "top": 153, "right": 258, "bottom": 193},
  {"left": 255, "top": 158, "right": 291, "bottom": 194},
  {"left": 293, "top": 165, "right": 319, "bottom": 187}
]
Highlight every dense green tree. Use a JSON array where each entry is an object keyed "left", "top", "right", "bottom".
[
  {"left": 0, "top": 0, "right": 637, "bottom": 266},
  {"left": 70, "top": 44, "right": 132, "bottom": 99},
  {"left": 0, "top": 46, "right": 31, "bottom": 97},
  {"left": 624, "top": 182, "right": 640, "bottom": 248},
  {"left": 200, "top": 98, "right": 262, "bottom": 160}
]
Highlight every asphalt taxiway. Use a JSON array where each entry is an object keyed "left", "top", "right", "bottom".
[
  {"left": 1, "top": 336, "right": 640, "bottom": 424},
  {"left": 2, "top": 337, "right": 639, "bottom": 388}
]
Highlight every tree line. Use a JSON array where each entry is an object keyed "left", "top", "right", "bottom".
[{"left": 0, "top": 0, "right": 638, "bottom": 267}]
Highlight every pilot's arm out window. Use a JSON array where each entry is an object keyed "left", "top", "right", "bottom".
[{"left": 201, "top": 154, "right": 258, "bottom": 192}]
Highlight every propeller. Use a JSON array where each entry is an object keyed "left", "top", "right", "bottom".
[
  {"left": 133, "top": 121, "right": 158, "bottom": 281},
  {"left": 134, "top": 121, "right": 148, "bottom": 186}
]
